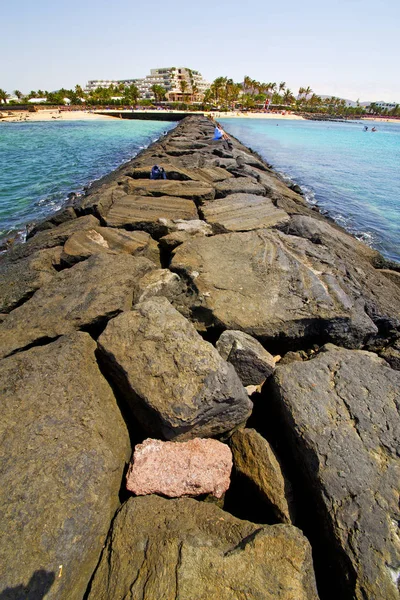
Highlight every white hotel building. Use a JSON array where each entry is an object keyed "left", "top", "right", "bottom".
[{"left": 86, "top": 67, "right": 209, "bottom": 101}]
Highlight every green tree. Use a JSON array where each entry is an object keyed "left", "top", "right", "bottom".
[
  {"left": 151, "top": 84, "right": 166, "bottom": 102},
  {"left": 14, "top": 90, "right": 23, "bottom": 100},
  {"left": 0, "top": 89, "right": 9, "bottom": 103}
]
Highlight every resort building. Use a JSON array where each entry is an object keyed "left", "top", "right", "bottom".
[{"left": 85, "top": 67, "right": 209, "bottom": 101}]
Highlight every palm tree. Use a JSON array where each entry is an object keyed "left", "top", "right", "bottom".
[
  {"left": 283, "top": 89, "right": 295, "bottom": 105},
  {"left": 151, "top": 85, "right": 166, "bottom": 102},
  {"left": 179, "top": 79, "right": 189, "bottom": 103},
  {"left": 14, "top": 90, "right": 23, "bottom": 100},
  {"left": 0, "top": 89, "right": 9, "bottom": 103},
  {"left": 279, "top": 81, "right": 286, "bottom": 93}
]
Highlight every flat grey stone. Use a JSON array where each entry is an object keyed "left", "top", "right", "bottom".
[{"left": 202, "top": 193, "right": 289, "bottom": 232}]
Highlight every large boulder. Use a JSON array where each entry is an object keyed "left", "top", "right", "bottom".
[
  {"left": 201, "top": 193, "right": 290, "bottom": 233},
  {"left": 60, "top": 226, "right": 160, "bottom": 267},
  {"left": 0, "top": 253, "right": 154, "bottom": 359},
  {"left": 230, "top": 428, "right": 292, "bottom": 523},
  {"left": 0, "top": 332, "right": 131, "bottom": 600},
  {"left": 171, "top": 229, "right": 400, "bottom": 348},
  {"left": 0, "top": 246, "right": 61, "bottom": 313},
  {"left": 271, "top": 345, "right": 400, "bottom": 600},
  {"left": 97, "top": 297, "right": 252, "bottom": 440},
  {"left": 104, "top": 195, "right": 198, "bottom": 237},
  {"left": 87, "top": 495, "right": 320, "bottom": 600},
  {"left": 126, "top": 437, "right": 232, "bottom": 498}
]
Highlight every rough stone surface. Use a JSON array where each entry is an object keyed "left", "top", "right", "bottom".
[
  {"left": 61, "top": 226, "right": 159, "bottom": 266},
  {"left": 4, "top": 215, "right": 100, "bottom": 261},
  {"left": 121, "top": 178, "right": 215, "bottom": 203},
  {"left": 104, "top": 195, "right": 198, "bottom": 237},
  {"left": 230, "top": 428, "right": 292, "bottom": 523},
  {"left": 27, "top": 206, "right": 77, "bottom": 238},
  {"left": 126, "top": 437, "right": 232, "bottom": 498},
  {"left": 97, "top": 297, "right": 252, "bottom": 440},
  {"left": 78, "top": 181, "right": 127, "bottom": 219},
  {"left": 133, "top": 268, "right": 185, "bottom": 303},
  {"left": 216, "top": 330, "right": 276, "bottom": 385},
  {"left": 214, "top": 177, "right": 266, "bottom": 198},
  {"left": 201, "top": 193, "right": 290, "bottom": 232},
  {"left": 87, "top": 495, "right": 320, "bottom": 600},
  {"left": 171, "top": 229, "right": 400, "bottom": 348},
  {"left": 379, "top": 268, "right": 400, "bottom": 287},
  {"left": 271, "top": 344, "right": 400, "bottom": 600},
  {"left": 0, "top": 253, "right": 154, "bottom": 358},
  {"left": 380, "top": 338, "right": 400, "bottom": 370},
  {"left": 285, "top": 214, "right": 381, "bottom": 264},
  {"left": 0, "top": 246, "right": 61, "bottom": 313},
  {"left": 0, "top": 332, "right": 131, "bottom": 600}
]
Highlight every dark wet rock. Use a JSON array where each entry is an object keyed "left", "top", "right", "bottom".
[
  {"left": 97, "top": 297, "right": 252, "bottom": 440},
  {"left": 380, "top": 338, "right": 400, "bottom": 370},
  {"left": 171, "top": 229, "right": 400, "bottom": 349},
  {"left": 0, "top": 247, "right": 61, "bottom": 313},
  {"left": 214, "top": 177, "right": 266, "bottom": 198},
  {"left": 0, "top": 332, "right": 131, "bottom": 600},
  {"left": 104, "top": 195, "right": 198, "bottom": 237},
  {"left": 201, "top": 193, "right": 289, "bottom": 232},
  {"left": 216, "top": 330, "right": 275, "bottom": 386},
  {"left": 87, "top": 495, "right": 319, "bottom": 600},
  {"left": 61, "top": 227, "right": 160, "bottom": 267},
  {"left": 230, "top": 428, "right": 293, "bottom": 523},
  {"left": 27, "top": 206, "right": 77, "bottom": 239},
  {"left": 0, "top": 253, "right": 154, "bottom": 359},
  {"left": 271, "top": 344, "right": 400, "bottom": 600}
]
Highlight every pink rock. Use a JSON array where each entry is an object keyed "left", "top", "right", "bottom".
[{"left": 126, "top": 438, "right": 232, "bottom": 498}]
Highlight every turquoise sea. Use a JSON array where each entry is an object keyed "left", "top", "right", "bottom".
[
  {"left": 220, "top": 117, "right": 400, "bottom": 263},
  {"left": 1, "top": 117, "right": 399, "bottom": 262},
  {"left": 0, "top": 119, "right": 175, "bottom": 244}
]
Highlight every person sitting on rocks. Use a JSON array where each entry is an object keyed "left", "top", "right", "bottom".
[
  {"left": 150, "top": 165, "right": 167, "bottom": 180},
  {"left": 213, "top": 124, "right": 233, "bottom": 151}
]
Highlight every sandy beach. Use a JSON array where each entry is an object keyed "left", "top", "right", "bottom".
[
  {"left": 209, "top": 111, "right": 305, "bottom": 120},
  {"left": 0, "top": 109, "right": 115, "bottom": 123}
]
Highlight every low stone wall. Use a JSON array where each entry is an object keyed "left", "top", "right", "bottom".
[{"left": 0, "top": 116, "right": 399, "bottom": 600}]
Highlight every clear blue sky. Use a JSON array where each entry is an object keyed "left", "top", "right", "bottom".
[{"left": 2, "top": 0, "right": 399, "bottom": 102}]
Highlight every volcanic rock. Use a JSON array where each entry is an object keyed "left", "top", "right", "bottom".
[
  {"left": 201, "top": 193, "right": 289, "bottom": 233},
  {"left": 271, "top": 344, "right": 400, "bottom": 600},
  {"left": 0, "top": 253, "right": 154, "bottom": 359},
  {"left": 61, "top": 227, "right": 159, "bottom": 266},
  {"left": 126, "top": 437, "right": 232, "bottom": 498},
  {"left": 104, "top": 195, "right": 198, "bottom": 237},
  {"left": 87, "top": 496, "right": 319, "bottom": 600},
  {"left": 0, "top": 246, "right": 61, "bottom": 313},
  {"left": 214, "top": 177, "right": 266, "bottom": 198},
  {"left": 0, "top": 332, "right": 130, "bottom": 600},
  {"left": 230, "top": 428, "right": 292, "bottom": 523},
  {"left": 216, "top": 330, "right": 275, "bottom": 385},
  {"left": 97, "top": 297, "right": 252, "bottom": 440},
  {"left": 171, "top": 228, "right": 400, "bottom": 348}
]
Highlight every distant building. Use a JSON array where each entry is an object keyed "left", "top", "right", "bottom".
[
  {"left": 86, "top": 67, "right": 209, "bottom": 101},
  {"left": 374, "top": 101, "right": 397, "bottom": 111}
]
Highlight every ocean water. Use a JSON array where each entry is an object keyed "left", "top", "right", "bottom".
[
  {"left": 220, "top": 118, "right": 400, "bottom": 263},
  {"left": 0, "top": 119, "right": 175, "bottom": 243}
]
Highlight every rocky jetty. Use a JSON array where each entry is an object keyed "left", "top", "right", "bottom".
[{"left": 0, "top": 115, "right": 399, "bottom": 600}]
